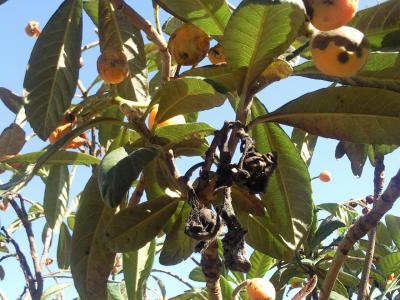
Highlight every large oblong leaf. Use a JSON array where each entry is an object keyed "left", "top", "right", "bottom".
[
  {"left": 154, "top": 77, "right": 226, "bottom": 124},
  {"left": 98, "top": 147, "right": 159, "bottom": 208},
  {"left": 70, "top": 172, "right": 116, "bottom": 299},
  {"left": 99, "top": 0, "right": 148, "bottom": 101},
  {"left": 223, "top": 0, "right": 305, "bottom": 91},
  {"left": 349, "top": 0, "right": 400, "bottom": 50},
  {"left": 379, "top": 252, "right": 400, "bottom": 276},
  {"left": 250, "top": 99, "right": 313, "bottom": 255},
  {"left": 23, "top": 0, "right": 83, "bottom": 140},
  {"left": 105, "top": 196, "right": 181, "bottom": 252},
  {"left": 57, "top": 222, "right": 72, "bottom": 270},
  {"left": 386, "top": 214, "right": 400, "bottom": 250},
  {"left": 251, "top": 87, "right": 400, "bottom": 145},
  {"left": 3, "top": 151, "right": 100, "bottom": 165},
  {"left": 155, "top": 0, "right": 231, "bottom": 36},
  {"left": 43, "top": 165, "right": 70, "bottom": 229}
]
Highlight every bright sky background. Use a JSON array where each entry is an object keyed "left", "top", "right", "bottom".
[{"left": 0, "top": 0, "right": 398, "bottom": 299}]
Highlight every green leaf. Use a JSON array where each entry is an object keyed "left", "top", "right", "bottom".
[
  {"left": 247, "top": 98, "right": 313, "bottom": 259},
  {"left": 181, "top": 65, "right": 240, "bottom": 92},
  {"left": 294, "top": 53, "right": 400, "bottom": 93},
  {"left": 154, "top": 77, "right": 226, "bottom": 125},
  {"left": 98, "top": 147, "right": 159, "bottom": 208},
  {"left": 155, "top": 0, "right": 231, "bottom": 36},
  {"left": 70, "top": 173, "right": 116, "bottom": 299},
  {"left": 247, "top": 250, "right": 275, "bottom": 279},
  {"left": 291, "top": 128, "right": 317, "bottom": 166},
  {"left": 386, "top": 214, "right": 400, "bottom": 250},
  {"left": 0, "top": 124, "right": 25, "bottom": 157},
  {"left": 23, "top": 0, "right": 83, "bottom": 140},
  {"left": 98, "top": 106, "right": 125, "bottom": 147},
  {"left": 0, "top": 87, "right": 23, "bottom": 114},
  {"left": 99, "top": 0, "right": 148, "bottom": 101},
  {"left": 3, "top": 151, "right": 100, "bottom": 165},
  {"left": 251, "top": 87, "right": 400, "bottom": 145},
  {"left": 379, "top": 252, "right": 400, "bottom": 276},
  {"left": 376, "top": 222, "right": 393, "bottom": 248},
  {"left": 223, "top": 0, "right": 306, "bottom": 91},
  {"left": 155, "top": 122, "right": 215, "bottom": 146},
  {"left": 318, "top": 203, "right": 358, "bottom": 227},
  {"left": 83, "top": 0, "right": 98, "bottom": 25},
  {"left": 368, "top": 144, "right": 398, "bottom": 166},
  {"left": 336, "top": 142, "right": 368, "bottom": 177},
  {"left": 107, "top": 283, "right": 127, "bottom": 300},
  {"left": 105, "top": 196, "right": 180, "bottom": 252},
  {"left": 123, "top": 240, "right": 156, "bottom": 300},
  {"left": 159, "top": 202, "right": 197, "bottom": 265},
  {"left": 350, "top": 0, "right": 400, "bottom": 50},
  {"left": 40, "top": 283, "right": 72, "bottom": 300},
  {"left": 219, "top": 276, "right": 234, "bottom": 300},
  {"left": 57, "top": 223, "right": 72, "bottom": 270},
  {"left": 43, "top": 165, "right": 70, "bottom": 229},
  {"left": 189, "top": 267, "right": 206, "bottom": 282},
  {"left": 310, "top": 219, "right": 345, "bottom": 250}
]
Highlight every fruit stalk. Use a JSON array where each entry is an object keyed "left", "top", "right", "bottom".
[
  {"left": 110, "top": 0, "right": 171, "bottom": 81},
  {"left": 319, "top": 168, "right": 400, "bottom": 300},
  {"left": 201, "top": 240, "right": 223, "bottom": 300}
]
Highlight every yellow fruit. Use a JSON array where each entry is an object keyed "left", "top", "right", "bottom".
[
  {"left": 208, "top": 43, "right": 226, "bottom": 65},
  {"left": 148, "top": 104, "right": 186, "bottom": 129},
  {"left": 311, "top": 26, "right": 370, "bottom": 77},
  {"left": 97, "top": 50, "right": 129, "bottom": 84},
  {"left": 387, "top": 273, "right": 395, "bottom": 283},
  {"left": 25, "top": 20, "right": 41, "bottom": 38},
  {"left": 168, "top": 23, "right": 210, "bottom": 66},
  {"left": 260, "top": 59, "right": 293, "bottom": 83},
  {"left": 319, "top": 171, "right": 332, "bottom": 182},
  {"left": 246, "top": 278, "right": 276, "bottom": 300},
  {"left": 306, "top": 0, "right": 358, "bottom": 31}
]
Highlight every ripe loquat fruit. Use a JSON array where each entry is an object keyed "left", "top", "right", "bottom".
[
  {"left": 319, "top": 170, "right": 332, "bottom": 182},
  {"left": 168, "top": 23, "right": 210, "bottom": 66},
  {"left": 305, "top": 0, "right": 358, "bottom": 31},
  {"left": 208, "top": 43, "right": 226, "bottom": 65},
  {"left": 311, "top": 26, "right": 370, "bottom": 77},
  {"left": 97, "top": 50, "right": 129, "bottom": 84},
  {"left": 25, "top": 20, "right": 41, "bottom": 38},
  {"left": 246, "top": 278, "right": 276, "bottom": 300},
  {"left": 148, "top": 104, "right": 186, "bottom": 130},
  {"left": 48, "top": 123, "right": 88, "bottom": 149}
]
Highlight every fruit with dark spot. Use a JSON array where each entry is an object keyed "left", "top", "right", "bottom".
[
  {"left": 208, "top": 43, "right": 226, "bottom": 65},
  {"left": 305, "top": 0, "right": 358, "bottom": 31},
  {"left": 168, "top": 23, "right": 210, "bottom": 66},
  {"left": 25, "top": 21, "right": 41, "bottom": 37},
  {"left": 97, "top": 50, "right": 129, "bottom": 84},
  {"left": 311, "top": 26, "right": 370, "bottom": 77}
]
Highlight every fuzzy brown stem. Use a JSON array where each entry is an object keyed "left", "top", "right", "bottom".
[
  {"left": 357, "top": 156, "right": 385, "bottom": 300},
  {"left": 201, "top": 240, "right": 223, "bottom": 300},
  {"left": 319, "top": 169, "right": 400, "bottom": 300},
  {"left": 110, "top": 0, "right": 171, "bottom": 81},
  {"left": 10, "top": 197, "right": 43, "bottom": 299},
  {"left": 292, "top": 275, "right": 318, "bottom": 300}
]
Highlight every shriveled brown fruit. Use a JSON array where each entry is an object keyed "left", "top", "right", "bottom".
[
  {"left": 168, "top": 23, "right": 210, "bottom": 66},
  {"left": 311, "top": 26, "right": 370, "bottom": 77},
  {"left": 97, "top": 50, "right": 129, "bottom": 84},
  {"left": 25, "top": 20, "right": 41, "bottom": 37},
  {"left": 208, "top": 43, "right": 226, "bottom": 65}
]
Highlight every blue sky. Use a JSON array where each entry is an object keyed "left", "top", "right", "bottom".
[{"left": 0, "top": 0, "right": 398, "bottom": 299}]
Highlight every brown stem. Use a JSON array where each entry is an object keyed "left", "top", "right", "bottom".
[
  {"left": 201, "top": 240, "right": 223, "bottom": 300},
  {"left": 319, "top": 168, "right": 400, "bottom": 300},
  {"left": 129, "top": 175, "right": 145, "bottom": 207},
  {"left": 10, "top": 196, "right": 43, "bottom": 299},
  {"left": 292, "top": 275, "right": 318, "bottom": 300},
  {"left": 110, "top": 0, "right": 171, "bottom": 81},
  {"left": 357, "top": 155, "right": 385, "bottom": 300}
]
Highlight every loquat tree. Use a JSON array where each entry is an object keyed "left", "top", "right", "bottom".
[{"left": 0, "top": 0, "right": 400, "bottom": 299}]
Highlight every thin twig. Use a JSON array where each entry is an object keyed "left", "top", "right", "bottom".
[
  {"left": 292, "top": 275, "right": 318, "bottom": 300},
  {"left": 1, "top": 227, "right": 35, "bottom": 296},
  {"left": 152, "top": 1, "right": 162, "bottom": 35},
  {"left": 110, "top": 0, "right": 171, "bottom": 81},
  {"left": 319, "top": 168, "right": 400, "bottom": 300},
  {"left": 81, "top": 40, "right": 99, "bottom": 52},
  {"left": 0, "top": 253, "right": 17, "bottom": 263},
  {"left": 151, "top": 268, "right": 194, "bottom": 290},
  {"left": 129, "top": 174, "right": 145, "bottom": 207},
  {"left": 10, "top": 196, "right": 43, "bottom": 299},
  {"left": 232, "top": 280, "right": 247, "bottom": 300},
  {"left": 357, "top": 155, "right": 385, "bottom": 300},
  {"left": 40, "top": 227, "right": 53, "bottom": 266},
  {"left": 77, "top": 80, "right": 87, "bottom": 98}
]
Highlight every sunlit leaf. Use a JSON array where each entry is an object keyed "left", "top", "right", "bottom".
[
  {"left": 57, "top": 223, "right": 72, "bottom": 270},
  {"left": 3, "top": 151, "right": 100, "bottom": 165},
  {"left": 386, "top": 214, "right": 400, "bottom": 250},
  {"left": 379, "top": 252, "right": 400, "bottom": 276},
  {"left": 41, "top": 283, "right": 72, "bottom": 300},
  {"left": 23, "top": 0, "right": 83, "bottom": 139},
  {"left": 247, "top": 250, "right": 275, "bottom": 279},
  {"left": 291, "top": 128, "right": 317, "bottom": 166},
  {"left": 318, "top": 203, "right": 358, "bottom": 227}
]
